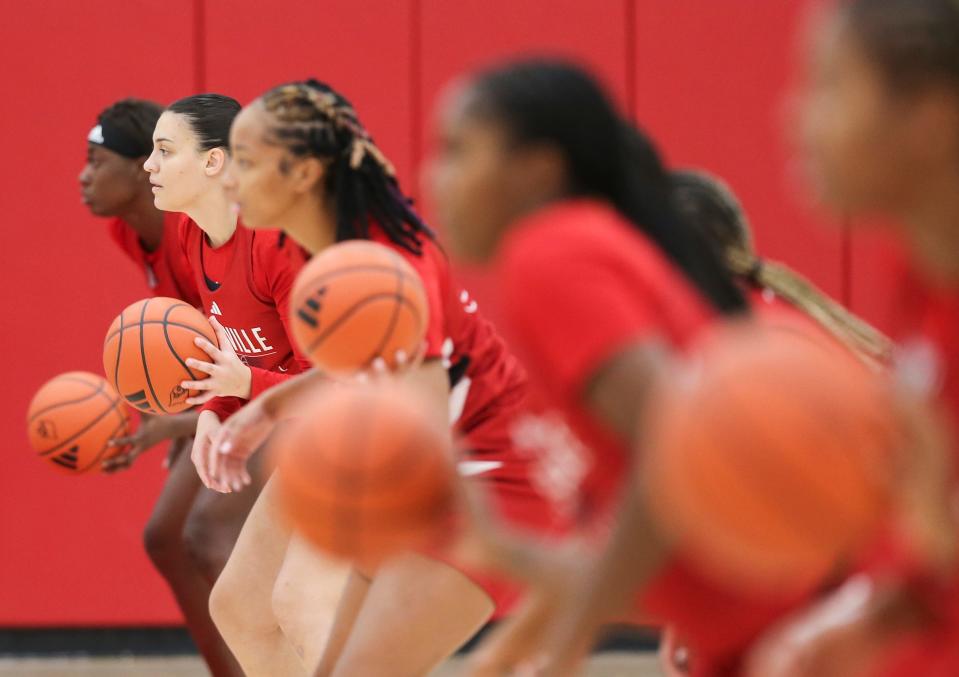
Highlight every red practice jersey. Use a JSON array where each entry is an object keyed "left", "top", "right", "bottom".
[
  {"left": 108, "top": 211, "right": 201, "bottom": 307},
  {"left": 865, "top": 271, "right": 959, "bottom": 677},
  {"left": 491, "top": 199, "right": 810, "bottom": 675},
  {"left": 178, "top": 216, "right": 311, "bottom": 421},
  {"left": 364, "top": 226, "right": 554, "bottom": 617}
]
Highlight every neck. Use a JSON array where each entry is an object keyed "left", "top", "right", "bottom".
[
  {"left": 278, "top": 194, "right": 338, "bottom": 255},
  {"left": 186, "top": 188, "right": 238, "bottom": 248},
  {"left": 117, "top": 188, "right": 166, "bottom": 252},
  {"left": 899, "top": 166, "right": 959, "bottom": 286}
]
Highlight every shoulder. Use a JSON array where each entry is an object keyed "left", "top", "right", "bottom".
[{"left": 498, "top": 199, "right": 655, "bottom": 282}]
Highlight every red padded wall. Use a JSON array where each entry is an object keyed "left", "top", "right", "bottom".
[{"left": 2, "top": 0, "right": 891, "bottom": 626}]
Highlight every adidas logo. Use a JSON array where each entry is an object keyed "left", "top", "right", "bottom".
[{"left": 210, "top": 301, "right": 223, "bottom": 316}]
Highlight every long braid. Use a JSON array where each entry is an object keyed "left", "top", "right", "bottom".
[
  {"left": 673, "top": 169, "right": 894, "bottom": 368},
  {"left": 261, "top": 80, "right": 431, "bottom": 255}
]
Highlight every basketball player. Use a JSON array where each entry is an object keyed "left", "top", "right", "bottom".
[
  {"left": 79, "top": 98, "right": 240, "bottom": 676},
  {"left": 743, "top": 1, "right": 959, "bottom": 675},
  {"left": 190, "top": 79, "right": 556, "bottom": 677},
  {"left": 139, "top": 93, "right": 309, "bottom": 676}
]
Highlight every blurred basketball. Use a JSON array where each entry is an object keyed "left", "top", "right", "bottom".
[
  {"left": 642, "top": 324, "right": 896, "bottom": 593},
  {"left": 273, "top": 383, "right": 455, "bottom": 564},
  {"left": 103, "top": 297, "right": 217, "bottom": 414},
  {"left": 289, "top": 241, "right": 429, "bottom": 373},
  {"left": 27, "top": 372, "right": 130, "bottom": 475}
]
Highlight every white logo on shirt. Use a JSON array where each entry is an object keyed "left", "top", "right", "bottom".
[
  {"left": 88, "top": 125, "right": 104, "bottom": 145},
  {"left": 210, "top": 301, "right": 223, "bottom": 316},
  {"left": 459, "top": 289, "right": 478, "bottom": 314},
  {"left": 457, "top": 461, "right": 504, "bottom": 477}
]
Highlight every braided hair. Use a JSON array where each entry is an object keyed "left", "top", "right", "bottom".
[
  {"left": 260, "top": 79, "right": 431, "bottom": 255},
  {"left": 673, "top": 169, "right": 894, "bottom": 367}
]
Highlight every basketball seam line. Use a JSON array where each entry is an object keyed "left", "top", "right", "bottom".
[
  {"left": 36, "top": 394, "right": 124, "bottom": 457},
  {"left": 163, "top": 303, "right": 202, "bottom": 389},
  {"left": 77, "top": 415, "right": 130, "bottom": 473},
  {"left": 28, "top": 379, "right": 106, "bottom": 422},
  {"left": 104, "top": 319, "right": 211, "bottom": 345},
  {"left": 368, "top": 261, "right": 406, "bottom": 364},
  {"left": 304, "top": 294, "right": 421, "bottom": 357},
  {"left": 139, "top": 298, "right": 170, "bottom": 415}
]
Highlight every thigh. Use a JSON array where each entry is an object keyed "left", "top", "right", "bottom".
[
  {"left": 312, "top": 567, "right": 372, "bottom": 677},
  {"left": 273, "top": 535, "right": 351, "bottom": 669},
  {"left": 212, "top": 474, "right": 293, "bottom": 630},
  {"left": 330, "top": 553, "right": 495, "bottom": 677}
]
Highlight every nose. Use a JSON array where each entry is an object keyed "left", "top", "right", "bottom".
[
  {"left": 143, "top": 151, "right": 158, "bottom": 174},
  {"left": 78, "top": 163, "right": 92, "bottom": 186}
]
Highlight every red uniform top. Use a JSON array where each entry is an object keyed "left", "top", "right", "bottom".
[
  {"left": 108, "top": 211, "right": 201, "bottom": 307},
  {"left": 492, "top": 200, "right": 810, "bottom": 675},
  {"left": 366, "top": 227, "right": 533, "bottom": 481},
  {"left": 178, "top": 216, "right": 312, "bottom": 421},
  {"left": 865, "top": 272, "right": 959, "bottom": 677}
]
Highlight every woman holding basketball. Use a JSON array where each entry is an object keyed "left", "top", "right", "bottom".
[
  {"left": 138, "top": 93, "right": 310, "bottom": 675},
  {"left": 191, "top": 79, "right": 557, "bottom": 677},
  {"left": 742, "top": 0, "right": 959, "bottom": 675},
  {"left": 421, "top": 60, "right": 870, "bottom": 677},
  {"left": 79, "top": 97, "right": 242, "bottom": 676}
]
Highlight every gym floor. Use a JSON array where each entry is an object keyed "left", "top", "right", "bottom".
[{"left": 0, "top": 653, "right": 662, "bottom": 676}]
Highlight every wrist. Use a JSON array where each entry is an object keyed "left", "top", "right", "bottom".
[{"left": 239, "top": 365, "right": 253, "bottom": 399}]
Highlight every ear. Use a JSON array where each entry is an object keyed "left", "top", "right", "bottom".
[
  {"left": 288, "top": 156, "right": 326, "bottom": 195},
  {"left": 204, "top": 147, "right": 228, "bottom": 177},
  {"left": 515, "top": 144, "right": 568, "bottom": 200},
  {"left": 911, "top": 88, "right": 959, "bottom": 165}
]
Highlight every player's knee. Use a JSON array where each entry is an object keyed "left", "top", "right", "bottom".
[
  {"left": 142, "top": 514, "right": 184, "bottom": 573},
  {"left": 208, "top": 572, "right": 239, "bottom": 637},
  {"left": 183, "top": 505, "right": 230, "bottom": 582}
]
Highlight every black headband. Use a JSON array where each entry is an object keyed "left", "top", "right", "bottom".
[{"left": 88, "top": 119, "right": 151, "bottom": 159}]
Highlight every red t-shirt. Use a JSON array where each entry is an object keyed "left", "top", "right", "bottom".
[
  {"left": 178, "top": 216, "right": 312, "bottom": 421},
  {"left": 108, "top": 211, "right": 201, "bottom": 307},
  {"left": 492, "top": 200, "right": 812, "bottom": 674},
  {"left": 864, "top": 272, "right": 959, "bottom": 677},
  {"left": 366, "top": 228, "right": 532, "bottom": 481}
]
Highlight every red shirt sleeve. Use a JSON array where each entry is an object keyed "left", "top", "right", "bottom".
[
  {"left": 247, "top": 235, "right": 312, "bottom": 399},
  {"left": 200, "top": 396, "right": 244, "bottom": 421},
  {"left": 393, "top": 243, "right": 447, "bottom": 360},
  {"left": 498, "top": 224, "right": 667, "bottom": 405}
]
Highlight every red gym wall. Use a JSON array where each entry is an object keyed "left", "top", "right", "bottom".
[{"left": 0, "top": 0, "right": 886, "bottom": 626}]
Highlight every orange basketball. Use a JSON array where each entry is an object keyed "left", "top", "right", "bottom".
[
  {"left": 289, "top": 241, "right": 429, "bottom": 373},
  {"left": 26, "top": 372, "right": 130, "bottom": 475},
  {"left": 272, "top": 383, "right": 455, "bottom": 564},
  {"left": 103, "top": 296, "right": 217, "bottom": 414},
  {"left": 642, "top": 324, "right": 896, "bottom": 594}
]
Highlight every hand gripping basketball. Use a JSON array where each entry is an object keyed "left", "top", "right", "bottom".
[{"left": 181, "top": 316, "right": 253, "bottom": 405}]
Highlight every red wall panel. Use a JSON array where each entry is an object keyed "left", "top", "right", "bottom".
[
  {"left": 2, "top": 0, "right": 882, "bottom": 627},
  {"left": 0, "top": 0, "right": 196, "bottom": 624},
  {"left": 632, "top": 0, "right": 845, "bottom": 300},
  {"left": 204, "top": 0, "right": 415, "bottom": 192}
]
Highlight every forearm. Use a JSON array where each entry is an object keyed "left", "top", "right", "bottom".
[
  {"left": 168, "top": 411, "right": 201, "bottom": 438},
  {"left": 257, "top": 368, "right": 325, "bottom": 420}
]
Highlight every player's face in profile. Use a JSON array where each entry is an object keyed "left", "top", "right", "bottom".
[
  {"left": 429, "top": 84, "right": 526, "bottom": 264},
  {"left": 224, "top": 103, "right": 298, "bottom": 229},
  {"left": 143, "top": 111, "right": 212, "bottom": 213},
  {"left": 800, "top": 9, "right": 941, "bottom": 216},
  {"left": 78, "top": 144, "right": 141, "bottom": 217}
]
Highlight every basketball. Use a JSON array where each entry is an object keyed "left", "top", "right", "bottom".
[
  {"left": 103, "top": 296, "right": 217, "bottom": 414},
  {"left": 272, "top": 382, "right": 455, "bottom": 564},
  {"left": 642, "top": 324, "right": 897, "bottom": 594},
  {"left": 26, "top": 371, "right": 130, "bottom": 475},
  {"left": 289, "top": 241, "right": 429, "bottom": 373}
]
